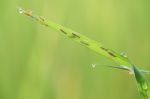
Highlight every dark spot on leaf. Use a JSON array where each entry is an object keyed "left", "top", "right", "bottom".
[
  {"left": 108, "top": 52, "right": 116, "bottom": 57},
  {"left": 41, "top": 22, "right": 48, "bottom": 27},
  {"left": 71, "top": 33, "right": 80, "bottom": 38},
  {"left": 80, "top": 41, "right": 89, "bottom": 46},
  {"left": 60, "top": 29, "right": 67, "bottom": 34},
  {"left": 100, "top": 47, "right": 108, "bottom": 51},
  {"left": 39, "top": 16, "right": 45, "bottom": 21}
]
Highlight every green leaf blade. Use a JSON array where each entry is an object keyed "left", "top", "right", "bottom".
[
  {"left": 19, "top": 8, "right": 150, "bottom": 99},
  {"left": 133, "top": 66, "right": 149, "bottom": 99},
  {"left": 19, "top": 8, "right": 132, "bottom": 67}
]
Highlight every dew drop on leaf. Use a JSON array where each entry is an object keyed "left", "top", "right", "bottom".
[
  {"left": 120, "top": 52, "right": 128, "bottom": 58},
  {"left": 92, "top": 64, "right": 96, "bottom": 69},
  {"left": 142, "top": 81, "right": 148, "bottom": 91}
]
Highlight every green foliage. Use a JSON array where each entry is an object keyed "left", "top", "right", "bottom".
[
  {"left": 19, "top": 8, "right": 150, "bottom": 99},
  {"left": 133, "top": 66, "right": 149, "bottom": 99}
]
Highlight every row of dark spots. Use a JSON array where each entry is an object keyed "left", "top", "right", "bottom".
[
  {"left": 100, "top": 47, "right": 116, "bottom": 57},
  {"left": 60, "top": 29, "right": 81, "bottom": 39},
  {"left": 60, "top": 28, "right": 89, "bottom": 46}
]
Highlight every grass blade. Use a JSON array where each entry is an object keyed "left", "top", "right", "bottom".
[
  {"left": 18, "top": 8, "right": 132, "bottom": 67},
  {"left": 133, "top": 66, "right": 149, "bottom": 99},
  {"left": 19, "top": 8, "right": 150, "bottom": 99}
]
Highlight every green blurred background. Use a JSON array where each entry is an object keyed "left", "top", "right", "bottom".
[{"left": 0, "top": 0, "right": 150, "bottom": 99}]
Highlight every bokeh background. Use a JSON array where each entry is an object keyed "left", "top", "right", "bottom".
[{"left": 0, "top": 0, "right": 150, "bottom": 99}]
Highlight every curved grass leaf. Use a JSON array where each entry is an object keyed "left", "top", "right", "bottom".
[
  {"left": 133, "top": 66, "right": 149, "bottom": 99},
  {"left": 18, "top": 8, "right": 132, "bottom": 67},
  {"left": 19, "top": 8, "right": 149, "bottom": 99}
]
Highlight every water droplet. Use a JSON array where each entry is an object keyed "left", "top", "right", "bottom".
[
  {"left": 120, "top": 52, "right": 127, "bottom": 58},
  {"left": 18, "top": 8, "right": 23, "bottom": 14},
  {"left": 92, "top": 64, "right": 96, "bottom": 69},
  {"left": 142, "top": 81, "right": 148, "bottom": 91}
]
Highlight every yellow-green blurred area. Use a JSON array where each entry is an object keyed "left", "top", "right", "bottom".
[{"left": 1, "top": 0, "right": 150, "bottom": 99}]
